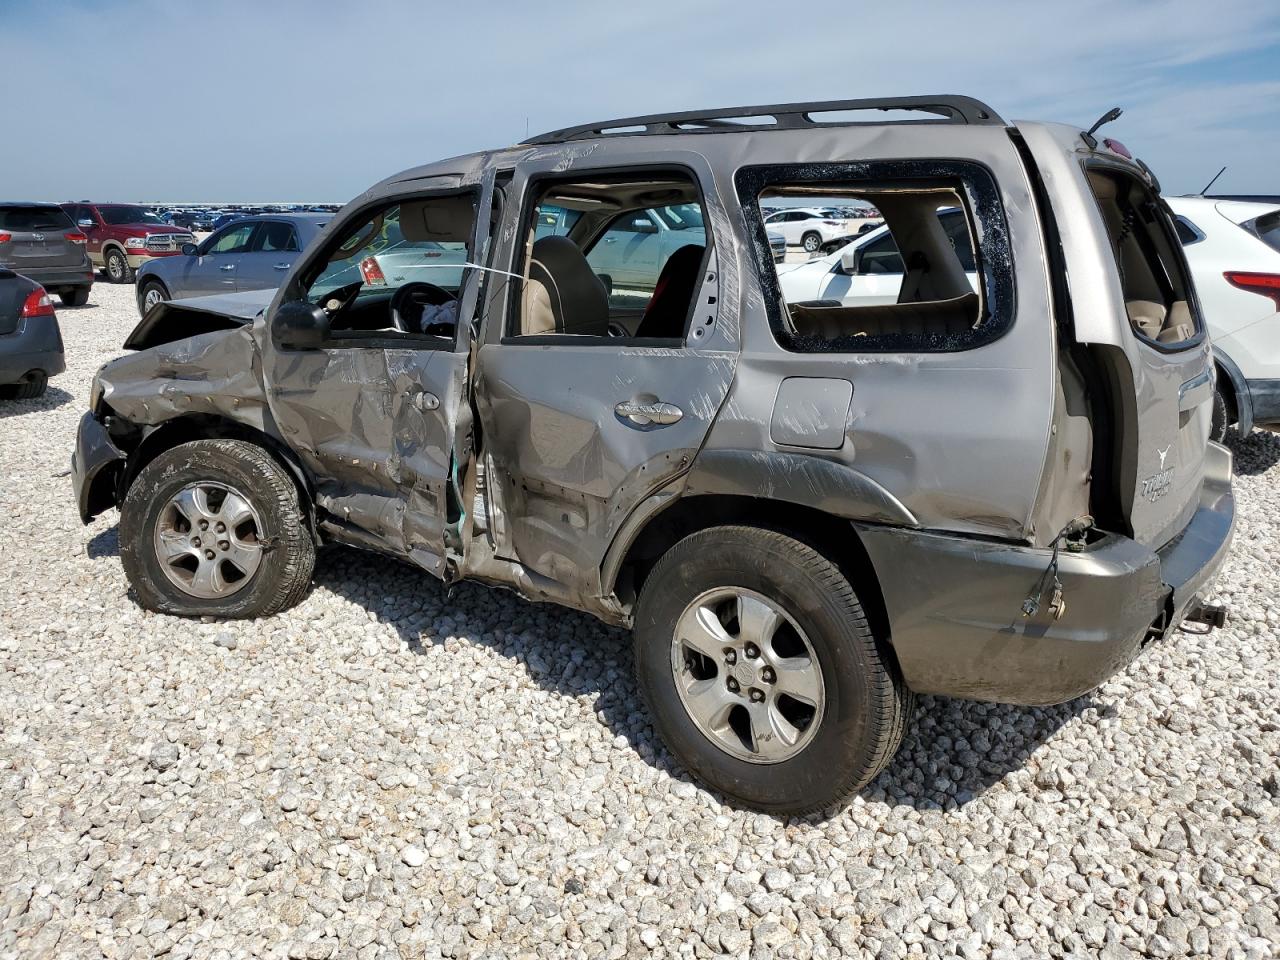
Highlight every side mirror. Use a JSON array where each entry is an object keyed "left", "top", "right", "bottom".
[
  {"left": 634, "top": 220, "right": 659, "bottom": 235},
  {"left": 271, "top": 299, "right": 330, "bottom": 350},
  {"left": 77, "top": 219, "right": 95, "bottom": 229},
  {"left": 180, "top": 242, "right": 198, "bottom": 257},
  {"left": 840, "top": 245, "right": 861, "bottom": 275}
]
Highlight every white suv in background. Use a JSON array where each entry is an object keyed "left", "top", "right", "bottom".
[
  {"left": 763, "top": 207, "right": 855, "bottom": 253},
  {"left": 1167, "top": 196, "right": 1280, "bottom": 438}
]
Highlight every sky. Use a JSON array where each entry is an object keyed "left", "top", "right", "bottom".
[{"left": 3, "top": 0, "right": 1278, "bottom": 202}]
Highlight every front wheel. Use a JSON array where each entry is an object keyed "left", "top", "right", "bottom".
[
  {"left": 104, "top": 248, "right": 133, "bottom": 283},
  {"left": 801, "top": 231, "right": 822, "bottom": 254},
  {"left": 139, "top": 280, "right": 169, "bottom": 314},
  {"left": 634, "top": 526, "right": 913, "bottom": 814},
  {"left": 120, "top": 439, "right": 314, "bottom": 618}
]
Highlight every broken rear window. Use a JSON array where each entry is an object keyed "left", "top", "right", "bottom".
[{"left": 736, "top": 161, "right": 1014, "bottom": 353}]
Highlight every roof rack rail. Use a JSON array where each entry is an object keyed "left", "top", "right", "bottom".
[{"left": 526, "top": 95, "right": 1005, "bottom": 144}]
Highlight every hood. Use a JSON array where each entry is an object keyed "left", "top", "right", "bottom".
[{"left": 123, "top": 288, "right": 275, "bottom": 351}]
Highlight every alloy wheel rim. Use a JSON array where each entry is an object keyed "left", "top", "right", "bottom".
[
  {"left": 144, "top": 288, "right": 163, "bottom": 309},
  {"left": 108, "top": 255, "right": 123, "bottom": 279},
  {"left": 670, "top": 587, "right": 825, "bottom": 764},
  {"left": 153, "top": 481, "right": 263, "bottom": 599}
]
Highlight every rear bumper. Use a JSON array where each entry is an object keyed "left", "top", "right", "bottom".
[
  {"left": 1246, "top": 378, "right": 1280, "bottom": 425},
  {"left": 857, "top": 443, "right": 1236, "bottom": 706},
  {"left": 71, "top": 411, "right": 126, "bottom": 523},
  {"left": 7, "top": 263, "right": 93, "bottom": 290},
  {"left": 0, "top": 315, "right": 66, "bottom": 384}
]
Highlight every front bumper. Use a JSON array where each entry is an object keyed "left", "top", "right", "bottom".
[
  {"left": 71, "top": 411, "right": 127, "bottom": 523},
  {"left": 857, "top": 442, "right": 1236, "bottom": 705},
  {"left": 126, "top": 250, "right": 182, "bottom": 269},
  {"left": 1246, "top": 378, "right": 1280, "bottom": 426},
  {"left": 0, "top": 315, "right": 66, "bottom": 384}
]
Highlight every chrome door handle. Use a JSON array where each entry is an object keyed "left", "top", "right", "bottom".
[
  {"left": 220, "top": 264, "right": 235, "bottom": 271},
  {"left": 615, "top": 399, "right": 683, "bottom": 426},
  {"left": 274, "top": 263, "right": 291, "bottom": 270},
  {"left": 412, "top": 391, "right": 440, "bottom": 412}
]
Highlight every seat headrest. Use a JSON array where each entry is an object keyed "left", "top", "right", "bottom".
[{"left": 523, "top": 235, "right": 609, "bottom": 336}]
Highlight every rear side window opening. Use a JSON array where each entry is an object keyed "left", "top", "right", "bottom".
[
  {"left": 1087, "top": 168, "right": 1201, "bottom": 349},
  {"left": 736, "top": 160, "right": 1014, "bottom": 353},
  {"left": 1248, "top": 210, "right": 1280, "bottom": 254}
]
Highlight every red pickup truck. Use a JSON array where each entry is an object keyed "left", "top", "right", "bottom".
[{"left": 60, "top": 203, "right": 194, "bottom": 284}]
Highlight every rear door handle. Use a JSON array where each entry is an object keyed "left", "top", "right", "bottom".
[
  {"left": 274, "top": 263, "right": 291, "bottom": 270},
  {"left": 615, "top": 399, "right": 683, "bottom": 426},
  {"left": 220, "top": 264, "right": 235, "bottom": 271}
]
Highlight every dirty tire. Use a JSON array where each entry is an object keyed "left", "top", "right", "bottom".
[
  {"left": 1210, "top": 383, "right": 1231, "bottom": 443},
  {"left": 120, "top": 439, "right": 314, "bottom": 618},
  {"left": 60, "top": 287, "right": 90, "bottom": 307},
  {"left": 105, "top": 248, "right": 132, "bottom": 283},
  {"left": 801, "top": 231, "right": 822, "bottom": 254},
  {"left": 0, "top": 373, "right": 47, "bottom": 400},
  {"left": 634, "top": 525, "right": 913, "bottom": 814}
]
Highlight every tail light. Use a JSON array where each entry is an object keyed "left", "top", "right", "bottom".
[
  {"left": 359, "top": 256, "right": 386, "bottom": 286},
  {"left": 1224, "top": 271, "right": 1280, "bottom": 309},
  {"left": 0, "top": 232, "right": 10, "bottom": 243},
  {"left": 65, "top": 232, "right": 88, "bottom": 245},
  {"left": 21, "top": 287, "right": 55, "bottom": 318}
]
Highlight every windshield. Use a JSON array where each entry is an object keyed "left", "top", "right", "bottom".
[
  {"left": 0, "top": 206, "right": 74, "bottom": 231},
  {"left": 98, "top": 205, "right": 166, "bottom": 226}
]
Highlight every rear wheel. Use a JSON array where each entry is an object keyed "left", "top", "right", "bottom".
[
  {"left": 1210, "top": 383, "right": 1232, "bottom": 442},
  {"left": 801, "top": 231, "right": 822, "bottom": 254},
  {"left": 139, "top": 280, "right": 168, "bottom": 314},
  {"left": 104, "top": 248, "right": 132, "bottom": 283},
  {"left": 0, "top": 373, "right": 48, "bottom": 400},
  {"left": 120, "top": 439, "right": 314, "bottom": 618},
  {"left": 634, "top": 525, "right": 913, "bottom": 814},
  {"left": 60, "top": 287, "right": 90, "bottom": 307}
]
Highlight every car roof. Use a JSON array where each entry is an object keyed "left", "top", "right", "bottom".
[
  {"left": 1168, "top": 195, "right": 1280, "bottom": 224},
  {"left": 0, "top": 201, "right": 64, "bottom": 208}
]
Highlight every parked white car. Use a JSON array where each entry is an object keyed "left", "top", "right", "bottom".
[
  {"left": 777, "top": 207, "right": 977, "bottom": 305},
  {"left": 1166, "top": 196, "right": 1280, "bottom": 438},
  {"left": 763, "top": 207, "right": 856, "bottom": 253}
]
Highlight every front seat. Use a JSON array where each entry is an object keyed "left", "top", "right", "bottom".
[
  {"left": 635, "top": 244, "right": 705, "bottom": 339},
  {"left": 522, "top": 235, "right": 610, "bottom": 336}
]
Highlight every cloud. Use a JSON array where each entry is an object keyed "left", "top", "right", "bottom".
[{"left": 2, "top": 0, "right": 1277, "bottom": 199}]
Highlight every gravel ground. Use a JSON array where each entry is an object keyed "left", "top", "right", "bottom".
[{"left": 2, "top": 282, "right": 1278, "bottom": 960}]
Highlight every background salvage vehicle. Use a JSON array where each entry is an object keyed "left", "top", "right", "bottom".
[
  {"left": 1165, "top": 195, "right": 1280, "bottom": 439},
  {"left": 134, "top": 213, "right": 330, "bottom": 315},
  {"left": 0, "top": 202, "right": 94, "bottom": 306},
  {"left": 62, "top": 202, "right": 193, "bottom": 284},
  {"left": 72, "top": 95, "right": 1235, "bottom": 813},
  {"left": 0, "top": 270, "right": 64, "bottom": 399}
]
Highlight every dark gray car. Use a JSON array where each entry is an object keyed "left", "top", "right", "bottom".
[
  {"left": 134, "top": 214, "right": 328, "bottom": 315},
  {"left": 0, "top": 203, "right": 94, "bottom": 306},
  {"left": 73, "top": 95, "right": 1235, "bottom": 813},
  {"left": 0, "top": 269, "right": 65, "bottom": 398}
]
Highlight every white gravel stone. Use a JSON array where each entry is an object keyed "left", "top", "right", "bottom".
[{"left": 1, "top": 283, "right": 1278, "bottom": 958}]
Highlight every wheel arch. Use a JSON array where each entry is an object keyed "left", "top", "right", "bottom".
[
  {"left": 607, "top": 492, "right": 893, "bottom": 652},
  {"left": 1213, "top": 345, "right": 1252, "bottom": 434},
  {"left": 121, "top": 415, "right": 318, "bottom": 541}
]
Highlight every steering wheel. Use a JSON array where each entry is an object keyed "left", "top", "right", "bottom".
[{"left": 390, "top": 282, "right": 458, "bottom": 334}]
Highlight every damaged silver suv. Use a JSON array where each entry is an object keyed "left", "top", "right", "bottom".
[{"left": 72, "top": 96, "right": 1235, "bottom": 813}]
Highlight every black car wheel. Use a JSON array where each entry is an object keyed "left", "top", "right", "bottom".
[
  {"left": 105, "top": 248, "right": 132, "bottom": 283},
  {"left": 634, "top": 525, "right": 913, "bottom": 814},
  {"left": 0, "top": 373, "right": 48, "bottom": 400},
  {"left": 1209, "top": 383, "right": 1233, "bottom": 443},
  {"left": 120, "top": 439, "right": 315, "bottom": 618},
  {"left": 60, "top": 287, "right": 90, "bottom": 307},
  {"left": 139, "top": 280, "right": 169, "bottom": 314}
]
